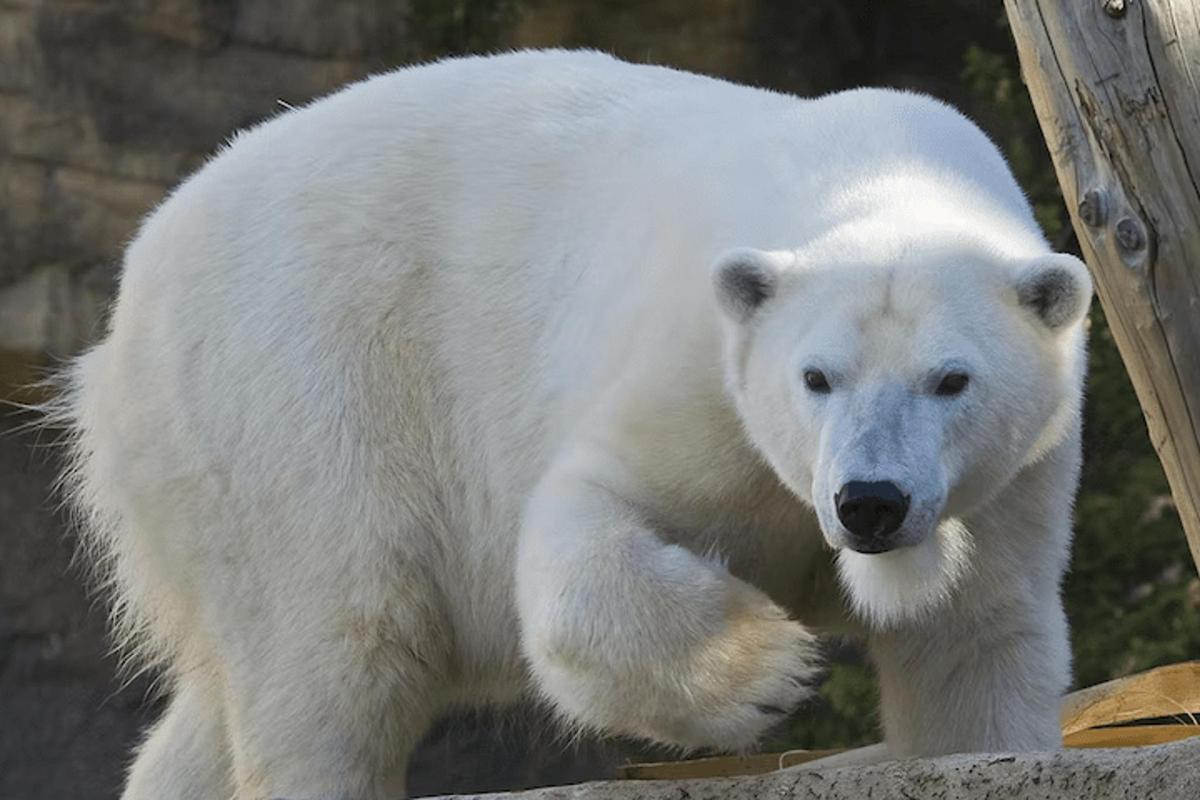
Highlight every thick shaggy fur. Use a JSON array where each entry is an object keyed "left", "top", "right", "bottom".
[{"left": 59, "top": 51, "right": 1089, "bottom": 799}]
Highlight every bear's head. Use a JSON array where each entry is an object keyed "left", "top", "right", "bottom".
[{"left": 712, "top": 228, "right": 1091, "bottom": 627}]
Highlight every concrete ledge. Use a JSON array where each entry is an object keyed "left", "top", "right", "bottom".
[{"left": 436, "top": 738, "right": 1200, "bottom": 799}]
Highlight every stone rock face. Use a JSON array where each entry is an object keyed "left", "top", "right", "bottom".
[
  {"left": 0, "top": 0, "right": 412, "bottom": 364},
  {"left": 438, "top": 739, "right": 1200, "bottom": 800}
]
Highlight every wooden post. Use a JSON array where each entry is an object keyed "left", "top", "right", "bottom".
[{"left": 1004, "top": 0, "right": 1200, "bottom": 573}]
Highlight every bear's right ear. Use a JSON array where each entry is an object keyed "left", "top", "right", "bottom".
[{"left": 712, "top": 248, "right": 794, "bottom": 323}]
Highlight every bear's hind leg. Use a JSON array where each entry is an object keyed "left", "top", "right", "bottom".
[
  {"left": 217, "top": 594, "right": 452, "bottom": 800},
  {"left": 123, "top": 679, "right": 233, "bottom": 800}
]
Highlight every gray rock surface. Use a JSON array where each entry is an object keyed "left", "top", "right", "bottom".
[
  {"left": 0, "top": 415, "right": 153, "bottom": 800},
  {"left": 0, "top": 0, "right": 415, "bottom": 355},
  {"left": 440, "top": 739, "right": 1200, "bottom": 800}
]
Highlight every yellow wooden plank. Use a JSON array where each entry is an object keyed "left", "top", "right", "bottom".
[
  {"left": 1063, "top": 725, "right": 1200, "bottom": 749},
  {"left": 1061, "top": 661, "right": 1200, "bottom": 736}
]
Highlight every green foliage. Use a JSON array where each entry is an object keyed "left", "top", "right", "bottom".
[
  {"left": 770, "top": 660, "right": 880, "bottom": 750},
  {"left": 960, "top": 43, "right": 1065, "bottom": 241},
  {"left": 1070, "top": 308, "right": 1200, "bottom": 686}
]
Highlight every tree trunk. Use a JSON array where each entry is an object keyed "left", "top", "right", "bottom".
[{"left": 1004, "top": 0, "right": 1200, "bottom": 573}]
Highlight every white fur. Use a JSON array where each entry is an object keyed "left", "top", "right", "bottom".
[
  {"left": 836, "top": 518, "right": 975, "bottom": 626},
  {"left": 57, "top": 51, "right": 1088, "bottom": 799}
]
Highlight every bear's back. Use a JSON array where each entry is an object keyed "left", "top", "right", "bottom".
[{"left": 88, "top": 51, "right": 1037, "bottom": 547}]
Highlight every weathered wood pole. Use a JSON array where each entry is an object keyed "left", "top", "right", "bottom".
[{"left": 1005, "top": 0, "right": 1200, "bottom": 572}]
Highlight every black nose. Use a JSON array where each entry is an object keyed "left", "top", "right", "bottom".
[{"left": 835, "top": 481, "right": 910, "bottom": 552}]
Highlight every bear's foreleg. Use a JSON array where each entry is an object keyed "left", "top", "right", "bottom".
[
  {"left": 869, "top": 579, "right": 1069, "bottom": 756},
  {"left": 515, "top": 449, "right": 819, "bottom": 750},
  {"left": 863, "top": 398, "right": 1080, "bottom": 758}
]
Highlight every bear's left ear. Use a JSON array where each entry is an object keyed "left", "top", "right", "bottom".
[
  {"left": 712, "top": 248, "right": 796, "bottom": 323},
  {"left": 1014, "top": 253, "right": 1093, "bottom": 331}
]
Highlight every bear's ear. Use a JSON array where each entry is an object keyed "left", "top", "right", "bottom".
[
  {"left": 1014, "top": 253, "right": 1093, "bottom": 331},
  {"left": 712, "top": 248, "right": 794, "bottom": 323}
]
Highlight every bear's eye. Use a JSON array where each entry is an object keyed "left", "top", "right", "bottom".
[
  {"left": 936, "top": 372, "right": 970, "bottom": 397},
  {"left": 803, "top": 369, "right": 831, "bottom": 394}
]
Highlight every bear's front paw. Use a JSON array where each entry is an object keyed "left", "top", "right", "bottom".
[
  {"left": 532, "top": 578, "right": 819, "bottom": 751},
  {"left": 648, "top": 582, "right": 819, "bottom": 750}
]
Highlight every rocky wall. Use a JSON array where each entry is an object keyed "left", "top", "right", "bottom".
[{"left": 0, "top": 0, "right": 412, "bottom": 389}]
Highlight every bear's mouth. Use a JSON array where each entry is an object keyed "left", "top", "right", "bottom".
[{"left": 842, "top": 537, "right": 898, "bottom": 555}]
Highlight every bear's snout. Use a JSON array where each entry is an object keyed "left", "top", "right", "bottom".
[{"left": 835, "top": 481, "right": 910, "bottom": 552}]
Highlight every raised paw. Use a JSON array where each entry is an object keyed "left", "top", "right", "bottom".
[
  {"left": 648, "top": 585, "right": 820, "bottom": 749},
  {"left": 532, "top": 577, "right": 820, "bottom": 752}
]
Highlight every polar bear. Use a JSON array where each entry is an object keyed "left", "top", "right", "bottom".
[{"left": 57, "top": 50, "right": 1089, "bottom": 799}]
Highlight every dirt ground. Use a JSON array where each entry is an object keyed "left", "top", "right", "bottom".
[{"left": 0, "top": 415, "right": 616, "bottom": 799}]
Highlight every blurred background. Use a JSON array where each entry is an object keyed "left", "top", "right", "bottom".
[{"left": 1, "top": 1, "right": 1197, "bottom": 798}]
